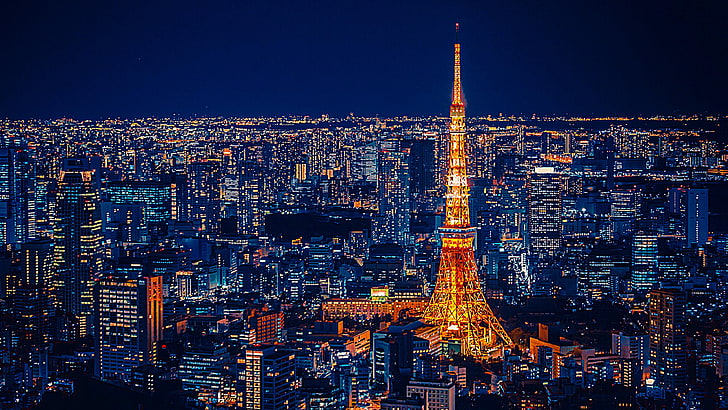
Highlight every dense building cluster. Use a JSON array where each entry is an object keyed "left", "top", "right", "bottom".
[{"left": 1, "top": 112, "right": 728, "bottom": 409}]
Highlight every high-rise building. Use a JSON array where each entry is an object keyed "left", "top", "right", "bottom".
[
  {"left": 648, "top": 288, "right": 687, "bottom": 391},
  {"left": 179, "top": 339, "right": 229, "bottom": 395},
  {"left": 14, "top": 238, "right": 55, "bottom": 345},
  {"left": 95, "top": 275, "right": 162, "bottom": 382},
  {"left": 372, "top": 329, "right": 414, "bottom": 393},
  {"left": 686, "top": 188, "right": 708, "bottom": 246},
  {"left": 352, "top": 142, "right": 377, "bottom": 183},
  {"left": 527, "top": 167, "right": 562, "bottom": 257},
  {"left": 239, "top": 158, "right": 265, "bottom": 235},
  {"left": 405, "top": 379, "right": 455, "bottom": 410},
  {"left": 187, "top": 160, "right": 222, "bottom": 232},
  {"left": 236, "top": 346, "right": 297, "bottom": 410},
  {"left": 611, "top": 126, "right": 650, "bottom": 159},
  {"left": 609, "top": 188, "right": 640, "bottom": 238},
  {"left": 54, "top": 158, "right": 103, "bottom": 338},
  {"left": 106, "top": 181, "right": 172, "bottom": 224},
  {"left": 631, "top": 233, "right": 658, "bottom": 291},
  {"left": 611, "top": 331, "right": 650, "bottom": 372},
  {"left": 408, "top": 137, "right": 437, "bottom": 213},
  {"left": 0, "top": 141, "right": 35, "bottom": 246},
  {"left": 374, "top": 138, "right": 411, "bottom": 246}
]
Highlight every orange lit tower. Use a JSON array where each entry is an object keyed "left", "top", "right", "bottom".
[{"left": 424, "top": 24, "right": 512, "bottom": 357}]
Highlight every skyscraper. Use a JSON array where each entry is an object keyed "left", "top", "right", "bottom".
[
  {"left": 648, "top": 288, "right": 687, "bottom": 391},
  {"left": 408, "top": 137, "right": 437, "bottom": 213},
  {"left": 686, "top": 188, "right": 708, "bottom": 246},
  {"left": 527, "top": 167, "right": 562, "bottom": 257},
  {"left": 95, "top": 275, "right": 162, "bottom": 382},
  {"left": 374, "top": 138, "right": 411, "bottom": 246},
  {"left": 0, "top": 141, "right": 35, "bottom": 246},
  {"left": 187, "top": 160, "right": 222, "bottom": 232},
  {"left": 14, "top": 238, "right": 55, "bottom": 345},
  {"left": 239, "top": 156, "right": 265, "bottom": 235},
  {"left": 631, "top": 233, "right": 658, "bottom": 292},
  {"left": 54, "top": 158, "right": 103, "bottom": 338},
  {"left": 424, "top": 24, "right": 512, "bottom": 357},
  {"left": 236, "top": 346, "right": 297, "bottom": 410},
  {"left": 609, "top": 188, "right": 640, "bottom": 238}
]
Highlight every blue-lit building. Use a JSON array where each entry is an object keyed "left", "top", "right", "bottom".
[
  {"left": 631, "top": 233, "right": 658, "bottom": 292},
  {"left": 106, "top": 180, "right": 172, "bottom": 223},
  {"left": 0, "top": 141, "right": 35, "bottom": 246},
  {"left": 527, "top": 167, "right": 562, "bottom": 257}
]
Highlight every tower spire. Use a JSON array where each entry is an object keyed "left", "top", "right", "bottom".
[
  {"left": 445, "top": 23, "right": 467, "bottom": 228},
  {"left": 424, "top": 24, "right": 512, "bottom": 358},
  {"left": 452, "top": 23, "right": 463, "bottom": 107}
]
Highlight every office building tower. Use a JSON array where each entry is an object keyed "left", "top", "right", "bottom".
[
  {"left": 54, "top": 158, "right": 103, "bottom": 338},
  {"left": 612, "top": 126, "right": 650, "bottom": 159},
  {"left": 611, "top": 331, "right": 650, "bottom": 372},
  {"left": 95, "top": 275, "right": 162, "bottom": 382},
  {"left": 187, "top": 160, "right": 222, "bottom": 232},
  {"left": 307, "top": 239, "right": 334, "bottom": 275},
  {"left": 0, "top": 142, "right": 35, "bottom": 246},
  {"left": 352, "top": 142, "right": 377, "bottom": 183},
  {"left": 631, "top": 233, "right": 658, "bottom": 291},
  {"left": 307, "top": 130, "right": 333, "bottom": 177},
  {"left": 405, "top": 379, "right": 455, "bottom": 410},
  {"left": 249, "top": 310, "right": 284, "bottom": 344},
  {"left": 527, "top": 167, "right": 562, "bottom": 257},
  {"left": 239, "top": 159, "right": 265, "bottom": 235},
  {"left": 408, "top": 138, "right": 437, "bottom": 212},
  {"left": 106, "top": 181, "right": 172, "bottom": 224},
  {"left": 372, "top": 329, "right": 414, "bottom": 393},
  {"left": 610, "top": 188, "right": 640, "bottom": 238},
  {"left": 373, "top": 138, "right": 411, "bottom": 246},
  {"left": 179, "top": 339, "right": 229, "bottom": 394},
  {"left": 686, "top": 188, "right": 708, "bottom": 246},
  {"left": 236, "top": 346, "right": 297, "bottom": 410},
  {"left": 294, "top": 163, "right": 307, "bottom": 181},
  {"left": 648, "top": 288, "right": 687, "bottom": 392},
  {"left": 515, "top": 125, "right": 525, "bottom": 156},
  {"left": 14, "top": 238, "right": 55, "bottom": 345},
  {"left": 363, "top": 244, "right": 405, "bottom": 285}
]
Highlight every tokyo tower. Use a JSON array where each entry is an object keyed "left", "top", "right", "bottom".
[{"left": 423, "top": 24, "right": 512, "bottom": 357}]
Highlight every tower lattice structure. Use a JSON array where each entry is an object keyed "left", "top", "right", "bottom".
[{"left": 424, "top": 24, "right": 512, "bottom": 357}]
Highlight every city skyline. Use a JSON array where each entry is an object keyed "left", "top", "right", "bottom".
[{"left": 2, "top": 4, "right": 728, "bottom": 410}]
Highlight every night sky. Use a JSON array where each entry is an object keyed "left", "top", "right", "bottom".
[{"left": 1, "top": 0, "right": 727, "bottom": 118}]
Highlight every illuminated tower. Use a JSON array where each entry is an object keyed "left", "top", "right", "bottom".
[{"left": 424, "top": 24, "right": 512, "bottom": 357}]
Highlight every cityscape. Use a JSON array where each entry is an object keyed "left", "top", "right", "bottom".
[{"left": 3, "top": 2, "right": 728, "bottom": 410}]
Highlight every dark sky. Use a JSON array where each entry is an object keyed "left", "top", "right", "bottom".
[{"left": 1, "top": 0, "right": 727, "bottom": 118}]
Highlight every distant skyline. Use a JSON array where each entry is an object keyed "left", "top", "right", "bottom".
[{"left": 1, "top": 0, "right": 727, "bottom": 119}]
